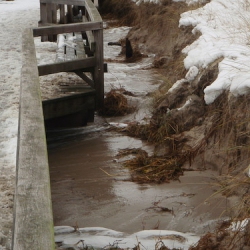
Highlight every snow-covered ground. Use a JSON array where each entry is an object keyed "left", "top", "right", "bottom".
[{"left": 2, "top": 0, "right": 250, "bottom": 249}]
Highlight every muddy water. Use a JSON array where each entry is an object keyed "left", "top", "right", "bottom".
[
  {"left": 47, "top": 25, "right": 231, "bottom": 237},
  {"left": 48, "top": 125, "right": 230, "bottom": 235}
]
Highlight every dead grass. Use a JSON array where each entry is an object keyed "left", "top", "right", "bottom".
[
  {"left": 128, "top": 2, "right": 200, "bottom": 83},
  {"left": 99, "top": 89, "right": 135, "bottom": 116},
  {"left": 188, "top": 217, "right": 250, "bottom": 250},
  {"left": 100, "top": 0, "right": 139, "bottom": 26},
  {"left": 117, "top": 148, "right": 184, "bottom": 183}
]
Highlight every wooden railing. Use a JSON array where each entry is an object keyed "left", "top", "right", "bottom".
[
  {"left": 37, "top": 0, "right": 104, "bottom": 109},
  {"left": 12, "top": 28, "right": 55, "bottom": 250}
]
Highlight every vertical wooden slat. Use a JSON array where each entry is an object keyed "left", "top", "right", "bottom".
[
  {"left": 52, "top": 4, "right": 57, "bottom": 41},
  {"left": 59, "top": 4, "right": 66, "bottom": 24},
  {"left": 67, "top": 5, "right": 73, "bottom": 23},
  {"left": 46, "top": 3, "right": 53, "bottom": 41},
  {"left": 40, "top": 3, "right": 48, "bottom": 41},
  {"left": 93, "top": 28, "right": 104, "bottom": 109}
]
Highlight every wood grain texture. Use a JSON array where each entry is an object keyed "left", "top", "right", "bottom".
[{"left": 12, "top": 28, "right": 54, "bottom": 250}]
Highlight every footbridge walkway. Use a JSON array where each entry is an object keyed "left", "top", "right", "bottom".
[{"left": 12, "top": 1, "right": 105, "bottom": 249}]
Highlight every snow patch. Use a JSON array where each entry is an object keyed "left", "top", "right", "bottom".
[
  {"left": 55, "top": 227, "right": 200, "bottom": 250},
  {"left": 179, "top": 0, "right": 250, "bottom": 104},
  {"left": 185, "top": 66, "right": 199, "bottom": 82}
]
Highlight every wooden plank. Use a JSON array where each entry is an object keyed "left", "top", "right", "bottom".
[
  {"left": 38, "top": 57, "right": 96, "bottom": 76},
  {"left": 12, "top": 28, "right": 54, "bottom": 250},
  {"left": 33, "top": 22, "right": 103, "bottom": 37},
  {"left": 42, "top": 90, "right": 96, "bottom": 120},
  {"left": 93, "top": 28, "right": 104, "bottom": 108},
  {"left": 85, "top": 0, "right": 102, "bottom": 22}
]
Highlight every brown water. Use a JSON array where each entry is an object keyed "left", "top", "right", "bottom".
[{"left": 47, "top": 123, "right": 232, "bottom": 235}]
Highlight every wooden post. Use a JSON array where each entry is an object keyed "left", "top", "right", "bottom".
[{"left": 93, "top": 27, "right": 104, "bottom": 109}]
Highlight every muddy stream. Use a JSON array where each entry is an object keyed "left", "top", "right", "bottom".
[{"left": 46, "top": 24, "right": 230, "bottom": 240}]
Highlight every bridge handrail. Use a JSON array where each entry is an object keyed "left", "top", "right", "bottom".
[{"left": 12, "top": 28, "right": 55, "bottom": 250}]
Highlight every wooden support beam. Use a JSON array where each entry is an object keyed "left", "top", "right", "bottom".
[
  {"left": 38, "top": 57, "right": 96, "bottom": 76},
  {"left": 33, "top": 22, "right": 103, "bottom": 37},
  {"left": 93, "top": 28, "right": 104, "bottom": 109},
  {"left": 73, "top": 70, "right": 94, "bottom": 87}
]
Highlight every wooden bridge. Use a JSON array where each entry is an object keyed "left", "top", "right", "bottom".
[
  {"left": 12, "top": 1, "right": 104, "bottom": 249},
  {"left": 37, "top": 0, "right": 106, "bottom": 128}
]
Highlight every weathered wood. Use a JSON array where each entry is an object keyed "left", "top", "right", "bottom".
[
  {"left": 12, "top": 28, "right": 54, "bottom": 250},
  {"left": 38, "top": 57, "right": 96, "bottom": 76},
  {"left": 82, "top": 15, "right": 95, "bottom": 52},
  {"left": 93, "top": 28, "right": 104, "bottom": 108},
  {"left": 52, "top": 4, "right": 57, "bottom": 41},
  {"left": 43, "top": 90, "right": 96, "bottom": 120},
  {"left": 59, "top": 4, "right": 66, "bottom": 24},
  {"left": 67, "top": 5, "right": 73, "bottom": 23},
  {"left": 46, "top": 3, "right": 54, "bottom": 41},
  {"left": 85, "top": 0, "right": 102, "bottom": 22},
  {"left": 40, "top": 3, "right": 48, "bottom": 41},
  {"left": 74, "top": 70, "right": 94, "bottom": 87},
  {"left": 33, "top": 22, "right": 103, "bottom": 37},
  {"left": 40, "top": 0, "right": 102, "bottom": 22},
  {"left": 37, "top": 0, "right": 104, "bottom": 108}
]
